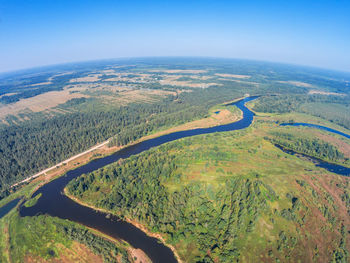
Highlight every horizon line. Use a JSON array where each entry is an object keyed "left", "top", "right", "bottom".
[{"left": 1, "top": 55, "right": 350, "bottom": 77}]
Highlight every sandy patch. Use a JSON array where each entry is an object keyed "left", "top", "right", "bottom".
[
  {"left": 187, "top": 75, "right": 213, "bottom": 81},
  {"left": 159, "top": 75, "right": 220, "bottom": 88},
  {"left": 308, "top": 90, "right": 346, "bottom": 96},
  {"left": 215, "top": 73, "right": 250, "bottom": 79},
  {"left": 0, "top": 90, "right": 88, "bottom": 119},
  {"left": 0, "top": 92, "right": 17, "bottom": 98},
  {"left": 65, "top": 83, "right": 175, "bottom": 105},
  {"left": 114, "top": 89, "right": 176, "bottom": 104},
  {"left": 30, "top": 81, "right": 52, "bottom": 87},
  {"left": 218, "top": 77, "right": 259, "bottom": 87},
  {"left": 277, "top": 81, "right": 313, "bottom": 88},
  {"left": 48, "top": 72, "right": 74, "bottom": 81},
  {"left": 66, "top": 83, "right": 132, "bottom": 93},
  {"left": 103, "top": 73, "right": 155, "bottom": 83},
  {"left": 129, "top": 248, "right": 151, "bottom": 263},
  {"left": 24, "top": 242, "right": 104, "bottom": 263},
  {"left": 149, "top": 69, "right": 207, "bottom": 74},
  {"left": 99, "top": 69, "right": 117, "bottom": 75}
]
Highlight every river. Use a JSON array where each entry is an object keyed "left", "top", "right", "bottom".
[
  {"left": 19, "top": 97, "right": 257, "bottom": 263},
  {"left": 18, "top": 97, "right": 350, "bottom": 262}
]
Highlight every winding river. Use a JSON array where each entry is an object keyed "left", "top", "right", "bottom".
[
  {"left": 19, "top": 97, "right": 257, "bottom": 263},
  {"left": 18, "top": 96, "right": 350, "bottom": 262},
  {"left": 280, "top": 122, "right": 350, "bottom": 139}
]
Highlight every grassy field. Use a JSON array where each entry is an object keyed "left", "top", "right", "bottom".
[
  {"left": 2, "top": 91, "right": 350, "bottom": 262},
  {"left": 0, "top": 173, "right": 135, "bottom": 263},
  {"left": 66, "top": 117, "right": 350, "bottom": 262},
  {"left": 0, "top": 207, "right": 134, "bottom": 263}
]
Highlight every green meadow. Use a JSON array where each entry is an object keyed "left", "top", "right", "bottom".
[{"left": 67, "top": 116, "right": 350, "bottom": 262}]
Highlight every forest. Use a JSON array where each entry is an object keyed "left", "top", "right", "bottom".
[
  {"left": 267, "top": 131, "right": 345, "bottom": 163},
  {"left": 1, "top": 58, "right": 350, "bottom": 263},
  {"left": 67, "top": 135, "right": 277, "bottom": 262},
  {"left": 67, "top": 130, "right": 350, "bottom": 262},
  {"left": 0, "top": 85, "right": 248, "bottom": 199},
  {"left": 253, "top": 94, "right": 350, "bottom": 130},
  {"left": 3, "top": 58, "right": 348, "bottom": 199}
]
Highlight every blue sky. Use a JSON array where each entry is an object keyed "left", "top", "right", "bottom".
[{"left": 0, "top": 0, "right": 349, "bottom": 72}]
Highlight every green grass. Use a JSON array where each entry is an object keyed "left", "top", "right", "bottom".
[
  {"left": 0, "top": 181, "right": 41, "bottom": 209},
  {"left": 300, "top": 102, "right": 350, "bottom": 130},
  {"left": 3, "top": 94, "right": 350, "bottom": 262},
  {"left": 23, "top": 193, "right": 42, "bottom": 208},
  {"left": 8, "top": 212, "right": 71, "bottom": 262},
  {"left": 1, "top": 210, "right": 130, "bottom": 263},
  {"left": 67, "top": 121, "right": 350, "bottom": 262}
]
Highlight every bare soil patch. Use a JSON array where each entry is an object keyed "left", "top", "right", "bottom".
[
  {"left": 30, "top": 81, "right": 52, "bottom": 86},
  {"left": 0, "top": 90, "right": 88, "bottom": 120},
  {"left": 102, "top": 73, "right": 155, "bottom": 83},
  {"left": 115, "top": 89, "right": 175, "bottom": 104},
  {"left": 313, "top": 130, "right": 350, "bottom": 158},
  {"left": 159, "top": 75, "right": 220, "bottom": 88},
  {"left": 0, "top": 92, "right": 17, "bottom": 98},
  {"left": 149, "top": 69, "right": 207, "bottom": 74},
  {"left": 215, "top": 73, "right": 251, "bottom": 79},
  {"left": 128, "top": 248, "right": 151, "bottom": 263},
  {"left": 308, "top": 90, "right": 346, "bottom": 96},
  {"left": 24, "top": 242, "right": 104, "bottom": 263},
  {"left": 217, "top": 77, "right": 259, "bottom": 87},
  {"left": 277, "top": 81, "right": 313, "bottom": 88}
]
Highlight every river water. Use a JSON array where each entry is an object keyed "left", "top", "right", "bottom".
[
  {"left": 20, "top": 97, "right": 257, "bottom": 263},
  {"left": 280, "top": 122, "right": 350, "bottom": 139},
  {"left": 0, "top": 198, "right": 20, "bottom": 219},
  {"left": 19, "top": 97, "right": 350, "bottom": 262}
]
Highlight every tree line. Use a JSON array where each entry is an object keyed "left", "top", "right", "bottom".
[{"left": 0, "top": 86, "right": 245, "bottom": 199}]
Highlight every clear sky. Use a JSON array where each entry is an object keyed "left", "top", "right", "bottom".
[{"left": 0, "top": 0, "right": 349, "bottom": 72}]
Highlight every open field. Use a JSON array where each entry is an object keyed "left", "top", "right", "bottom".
[
  {"left": 308, "top": 90, "right": 346, "bottom": 96},
  {"left": 215, "top": 73, "right": 251, "bottom": 79},
  {"left": 148, "top": 69, "right": 208, "bottom": 74},
  {"left": 2, "top": 93, "right": 350, "bottom": 262},
  {"left": 0, "top": 208, "right": 132, "bottom": 263},
  {"left": 67, "top": 120, "right": 350, "bottom": 262},
  {"left": 1, "top": 58, "right": 350, "bottom": 262},
  {"left": 0, "top": 90, "right": 88, "bottom": 120},
  {"left": 0, "top": 82, "right": 176, "bottom": 123},
  {"left": 276, "top": 80, "right": 313, "bottom": 88},
  {"left": 158, "top": 74, "right": 221, "bottom": 88}
]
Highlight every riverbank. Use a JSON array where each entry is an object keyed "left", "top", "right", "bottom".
[
  {"left": 11, "top": 99, "right": 244, "bottom": 191},
  {"left": 64, "top": 189, "right": 183, "bottom": 263},
  {"left": 19, "top": 97, "right": 256, "bottom": 263}
]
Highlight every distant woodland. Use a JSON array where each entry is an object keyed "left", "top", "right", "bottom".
[{"left": 0, "top": 86, "right": 246, "bottom": 198}]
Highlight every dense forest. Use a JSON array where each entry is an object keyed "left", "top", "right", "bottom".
[
  {"left": 67, "top": 131, "right": 350, "bottom": 262},
  {"left": 2, "top": 58, "right": 349, "bottom": 199},
  {"left": 0, "top": 86, "right": 248, "bottom": 198},
  {"left": 253, "top": 94, "right": 350, "bottom": 130},
  {"left": 267, "top": 131, "right": 345, "bottom": 162},
  {"left": 67, "top": 139, "right": 276, "bottom": 262},
  {"left": 2, "top": 58, "right": 350, "bottom": 263}
]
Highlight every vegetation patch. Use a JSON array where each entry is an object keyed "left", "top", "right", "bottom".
[
  {"left": 5, "top": 212, "right": 130, "bottom": 263},
  {"left": 23, "top": 193, "right": 42, "bottom": 208},
  {"left": 67, "top": 127, "right": 350, "bottom": 262}
]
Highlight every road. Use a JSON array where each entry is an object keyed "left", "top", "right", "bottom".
[{"left": 12, "top": 140, "right": 109, "bottom": 187}]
